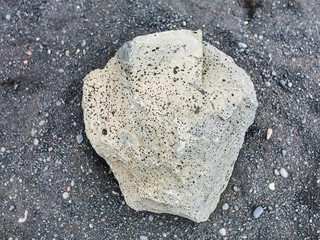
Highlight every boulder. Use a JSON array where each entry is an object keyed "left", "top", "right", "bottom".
[{"left": 82, "top": 30, "right": 258, "bottom": 222}]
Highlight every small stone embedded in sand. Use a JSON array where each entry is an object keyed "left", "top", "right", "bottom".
[{"left": 82, "top": 30, "right": 258, "bottom": 222}]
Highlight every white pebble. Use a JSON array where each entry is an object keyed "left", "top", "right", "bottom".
[
  {"left": 6, "top": 14, "right": 11, "bottom": 20},
  {"left": 140, "top": 235, "right": 148, "bottom": 240},
  {"left": 56, "top": 101, "right": 62, "bottom": 106},
  {"left": 219, "top": 228, "right": 227, "bottom": 236},
  {"left": 274, "top": 169, "right": 280, "bottom": 176},
  {"left": 238, "top": 42, "right": 247, "bottom": 49},
  {"left": 1, "top": 147, "right": 5, "bottom": 152},
  {"left": 34, "top": 138, "right": 39, "bottom": 146},
  {"left": 39, "top": 120, "right": 46, "bottom": 126},
  {"left": 58, "top": 68, "right": 64, "bottom": 73},
  {"left": 233, "top": 185, "right": 240, "bottom": 192},
  {"left": 18, "top": 210, "right": 28, "bottom": 223},
  {"left": 280, "top": 168, "right": 288, "bottom": 178},
  {"left": 89, "top": 223, "right": 93, "bottom": 228},
  {"left": 62, "top": 192, "right": 70, "bottom": 199},
  {"left": 148, "top": 215, "right": 154, "bottom": 221},
  {"left": 222, "top": 203, "right": 229, "bottom": 210},
  {"left": 268, "top": 182, "right": 275, "bottom": 191},
  {"left": 266, "top": 128, "right": 273, "bottom": 140}
]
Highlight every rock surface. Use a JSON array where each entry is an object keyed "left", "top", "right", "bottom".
[{"left": 82, "top": 30, "right": 258, "bottom": 222}]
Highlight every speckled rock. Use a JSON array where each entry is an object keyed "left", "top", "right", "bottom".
[{"left": 82, "top": 30, "right": 258, "bottom": 223}]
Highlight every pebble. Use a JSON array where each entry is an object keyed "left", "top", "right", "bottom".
[
  {"left": 281, "top": 149, "right": 287, "bottom": 157},
  {"left": 219, "top": 228, "right": 227, "bottom": 236},
  {"left": 31, "top": 129, "right": 38, "bottom": 137},
  {"left": 148, "top": 215, "right": 154, "bottom": 221},
  {"left": 182, "top": 21, "right": 187, "bottom": 27},
  {"left": 140, "top": 235, "right": 148, "bottom": 240},
  {"left": 9, "top": 205, "right": 15, "bottom": 211},
  {"left": 266, "top": 128, "right": 273, "bottom": 140},
  {"left": 280, "top": 168, "right": 288, "bottom": 178},
  {"left": 56, "top": 101, "right": 62, "bottom": 106},
  {"left": 222, "top": 203, "right": 229, "bottom": 210},
  {"left": 89, "top": 223, "right": 93, "bottom": 228},
  {"left": 278, "top": 79, "right": 286, "bottom": 87},
  {"left": 234, "top": 205, "right": 239, "bottom": 211},
  {"left": 268, "top": 182, "right": 275, "bottom": 191},
  {"left": 76, "top": 135, "right": 84, "bottom": 144},
  {"left": 1, "top": 147, "right": 5, "bottom": 152},
  {"left": 23, "top": 60, "right": 28, "bottom": 65},
  {"left": 265, "top": 81, "right": 271, "bottom": 87},
  {"left": 6, "top": 14, "right": 11, "bottom": 20},
  {"left": 34, "top": 138, "right": 39, "bottom": 146},
  {"left": 274, "top": 169, "right": 280, "bottom": 176},
  {"left": 238, "top": 42, "right": 247, "bottom": 49},
  {"left": 26, "top": 50, "right": 32, "bottom": 56},
  {"left": 253, "top": 206, "right": 264, "bottom": 218},
  {"left": 62, "top": 192, "right": 70, "bottom": 199},
  {"left": 233, "top": 185, "right": 240, "bottom": 192},
  {"left": 271, "top": 71, "right": 277, "bottom": 76},
  {"left": 39, "top": 120, "right": 46, "bottom": 126},
  {"left": 288, "top": 82, "right": 292, "bottom": 88},
  {"left": 58, "top": 69, "right": 64, "bottom": 73},
  {"left": 18, "top": 210, "right": 28, "bottom": 223}
]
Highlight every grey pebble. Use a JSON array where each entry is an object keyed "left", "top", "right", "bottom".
[
  {"left": 31, "top": 129, "right": 38, "bottom": 137},
  {"left": 140, "top": 236, "right": 148, "bottom": 240},
  {"left": 234, "top": 205, "right": 239, "bottom": 211},
  {"left": 281, "top": 149, "right": 287, "bottom": 157},
  {"left": 253, "top": 206, "right": 264, "bottom": 218},
  {"left": 56, "top": 101, "right": 62, "bottom": 106},
  {"left": 278, "top": 79, "right": 286, "bottom": 87},
  {"left": 76, "top": 135, "right": 84, "bottom": 144},
  {"left": 265, "top": 82, "right": 271, "bottom": 87},
  {"left": 148, "top": 215, "right": 154, "bottom": 221}
]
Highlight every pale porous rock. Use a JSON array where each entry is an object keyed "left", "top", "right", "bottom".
[{"left": 82, "top": 30, "right": 258, "bottom": 222}]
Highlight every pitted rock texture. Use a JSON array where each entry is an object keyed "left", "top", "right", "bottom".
[{"left": 82, "top": 30, "right": 258, "bottom": 223}]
